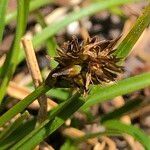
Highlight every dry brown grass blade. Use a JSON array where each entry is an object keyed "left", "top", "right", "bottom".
[
  {"left": 21, "top": 38, "right": 55, "bottom": 123},
  {"left": 21, "top": 38, "right": 42, "bottom": 86}
]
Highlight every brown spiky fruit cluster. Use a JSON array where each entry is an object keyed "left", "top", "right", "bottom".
[{"left": 46, "top": 35, "right": 123, "bottom": 91}]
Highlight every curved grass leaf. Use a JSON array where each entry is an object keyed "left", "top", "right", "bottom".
[
  {"left": 5, "top": 0, "right": 53, "bottom": 25},
  {"left": 17, "top": 0, "right": 141, "bottom": 64},
  {"left": 104, "top": 120, "right": 150, "bottom": 150},
  {"left": 100, "top": 98, "right": 142, "bottom": 122},
  {"left": 32, "top": 0, "right": 140, "bottom": 48},
  {"left": 72, "top": 130, "right": 122, "bottom": 143},
  {"left": 82, "top": 72, "right": 150, "bottom": 109},
  {"left": 0, "top": 0, "right": 30, "bottom": 104},
  {"left": 115, "top": 4, "right": 150, "bottom": 58},
  {"left": 72, "top": 120, "right": 150, "bottom": 150},
  {"left": 0, "top": 0, "right": 8, "bottom": 43}
]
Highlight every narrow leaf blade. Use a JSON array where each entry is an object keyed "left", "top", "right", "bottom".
[{"left": 115, "top": 4, "right": 150, "bottom": 58}]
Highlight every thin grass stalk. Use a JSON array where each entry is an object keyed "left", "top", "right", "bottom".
[{"left": 0, "top": 0, "right": 30, "bottom": 104}]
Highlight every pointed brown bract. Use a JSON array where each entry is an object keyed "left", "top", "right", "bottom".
[{"left": 46, "top": 35, "right": 123, "bottom": 92}]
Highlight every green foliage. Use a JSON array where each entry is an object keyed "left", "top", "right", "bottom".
[
  {"left": 5, "top": 0, "right": 54, "bottom": 24},
  {"left": 104, "top": 120, "right": 150, "bottom": 150},
  {"left": 0, "top": 1, "right": 150, "bottom": 149},
  {"left": 0, "top": 111, "right": 29, "bottom": 141},
  {"left": 0, "top": 0, "right": 30, "bottom": 103},
  {"left": 0, "top": 0, "right": 8, "bottom": 43},
  {"left": 17, "top": 0, "right": 141, "bottom": 64},
  {"left": 0, "top": 84, "right": 49, "bottom": 127},
  {"left": 11, "top": 92, "right": 84, "bottom": 150},
  {"left": 32, "top": 0, "right": 140, "bottom": 47},
  {"left": 100, "top": 98, "right": 142, "bottom": 122},
  {"left": 71, "top": 120, "right": 150, "bottom": 150},
  {"left": 83, "top": 72, "right": 150, "bottom": 109},
  {"left": 115, "top": 4, "right": 150, "bottom": 58}
]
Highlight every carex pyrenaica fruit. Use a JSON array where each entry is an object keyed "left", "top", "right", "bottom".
[{"left": 46, "top": 35, "right": 123, "bottom": 92}]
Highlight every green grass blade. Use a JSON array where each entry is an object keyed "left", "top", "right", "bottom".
[
  {"left": 32, "top": 0, "right": 140, "bottom": 48},
  {"left": 104, "top": 120, "right": 150, "bottom": 150},
  {"left": 0, "top": 0, "right": 30, "bottom": 104},
  {"left": 1, "top": 72, "right": 150, "bottom": 148},
  {"left": 47, "top": 88, "right": 70, "bottom": 101},
  {"left": 35, "top": 11, "right": 58, "bottom": 68},
  {"left": 0, "top": 111, "right": 29, "bottom": 140},
  {"left": 46, "top": 37, "right": 58, "bottom": 68},
  {"left": 1, "top": 72, "right": 150, "bottom": 127},
  {"left": 100, "top": 98, "right": 142, "bottom": 122},
  {"left": 82, "top": 72, "right": 150, "bottom": 109},
  {"left": 0, "top": 0, "right": 140, "bottom": 70},
  {"left": 0, "top": 0, "right": 8, "bottom": 43},
  {"left": 11, "top": 93, "right": 84, "bottom": 150},
  {"left": 72, "top": 131, "right": 122, "bottom": 144},
  {"left": 114, "top": 4, "right": 150, "bottom": 58},
  {"left": 15, "top": 0, "right": 141, "bottom": 66},
  {"left": 5, "top": 0, "right": 53, "bottom": 25},
  {"left": 75, "top": 120, "right": 150, "bottom": 150},
  {"left": 0, "top": 119, "right": 36, "bottom": 150},
  {"left": 0, "top": 84, "right": 50, "bottom": 127}
]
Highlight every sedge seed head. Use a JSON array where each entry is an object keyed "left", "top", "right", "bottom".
[{"left": 46, "top": 35, "right": 123, "bottom": 91}]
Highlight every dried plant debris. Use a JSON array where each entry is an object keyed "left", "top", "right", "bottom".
[{"left": 46, "top": 35, "right": 123, "bottom": 92}]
